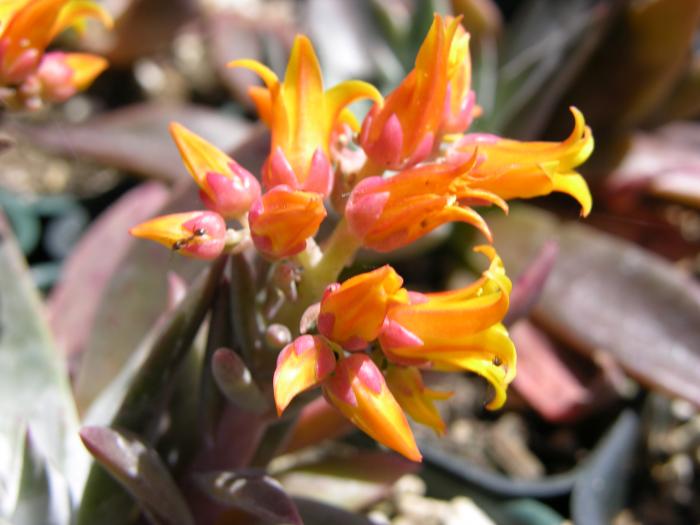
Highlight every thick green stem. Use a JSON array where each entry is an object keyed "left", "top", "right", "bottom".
[{"left": 274, "top": 219, "right": 360, "bottom": 334}]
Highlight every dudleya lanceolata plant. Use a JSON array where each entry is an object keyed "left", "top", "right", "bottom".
[{"left": 131, "top": 13, "right": 593, "bottom": 461}]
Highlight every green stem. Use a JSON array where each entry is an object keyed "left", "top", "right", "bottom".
[
  {"left": 273, "top": 219, "right": 360, "bottom": 334},
  {"left": 355, "top": 156, "right": 385, "bottom": 183}
]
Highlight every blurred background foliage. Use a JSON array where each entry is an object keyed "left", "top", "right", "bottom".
[{"left": 0, "top": 0, "right": 699, "bottom": 524}]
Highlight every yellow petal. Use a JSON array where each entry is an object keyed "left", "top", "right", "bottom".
[
  {"left": 50, "top": 0, "right": 113, "bottom": 40},
  {"left": 227, "top": 58, "right": 279, "bottom": 90},
  {"left": 338, "top": 107, "right": 360, "bottom": 132},
  {"left": 129, "top": 211, "right": 226, "bottom": 260},
  {"left": 273, "top": 335, "right": 335, "bottom": 415},
  {"left": 550, "top": 170, "right": 593, "bottom": 217},
  {"left": 0, "top": 0, "right": 30, "bottom": 30},
  {"left": 324, "top": 354, "right": 422, "bottom": 462},
  {"left": 62, "top": 52, "right": 107, "bottom": 90},
  {"left": 386, "top": 366, "right": 450, "bottom": 435},
  {"left": 169, "top": 122, "right": 233, "bottom": 190},
  {"left": 324, "top": 79, "right": 382, "bottom": 130}
]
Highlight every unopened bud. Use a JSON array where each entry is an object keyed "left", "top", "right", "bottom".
[
  {"left": 265, "top": 323, "right": 292, "bottom": 349},
  {"left": 129, "top": 211, "right": 227, "bottom": 260}
]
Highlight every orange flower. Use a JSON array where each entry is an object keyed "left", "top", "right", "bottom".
[
  {"left": 170, "top": 122, "right": 261, "bottom": 220},
  {"left": 385, "top": 366, "right": 452, "bottom": 436},
  {"left": 379, "top": 246, "right": 515, "bottom": 409},
  {"left": 248, "top": 186, "right": 326, "bottom": 259},
  {"left": 323, "top": 354, "right": 421, "bottom": 462},
  {"left": 129, "top": 211, "right": 227, "bottom": 260},
  {"left": 0, "top": 0, "right": 111, "bottom": 108},
  {"left": 345, "top": 154, "right": 506, "bottom": 252},
  {"left": 318, "top": 265, "right": 407, "bottom": 350},
  {"left": 273, "top": 335, "right": 336, "bottom": 415},
  {"left": 454, "top": 107, "right": 593, "bottom": 216},
  {"left": 229, "top": 35, "right": 381, "bottom": 196},
  {"left": 359, "top": 15, "right": 464, "bottom": 169}
]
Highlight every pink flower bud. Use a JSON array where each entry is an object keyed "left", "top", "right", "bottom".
[{"left": 129, "top": 211, "right": 227, "bottom": 260}]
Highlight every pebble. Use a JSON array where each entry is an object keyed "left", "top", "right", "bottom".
[{"left": 392, "top": 493, "right": 495, "bottom": 525}]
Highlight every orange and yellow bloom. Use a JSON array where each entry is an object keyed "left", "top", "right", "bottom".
[
  {"left": 359, "top": 15, "right": 467, "bottom": 169},
  {"left": 170, "top": 122, "right": 261, "bottom": 220},
  {"left": 0, "top": 0, "right": 112, "bottom": 109},
  {"left": 379, "top": 246, "right": 515, "bottom": 409},
  {"left": 453, "top": 107, "right": 593, "bottom": 216},
  {"left": 271, "top": 247, "right": 515, "bottom": 460},
  {"left": 229, "top": 35, "right": 382, "bottom": 197},
  {"left": 345, "top": 154, "right": 507, "bottom": 252},
  {"left": 273, "top": 335, "right": 335, "bottom": 415},
  {"left": 248, "top": 185, "right": 326, "bottom": 259},
  {"left": 323, "top": 354, "right": 422, "bottom": 462},
  {"left": 318, "top": 265, "right": 407, "bottom": 350}
]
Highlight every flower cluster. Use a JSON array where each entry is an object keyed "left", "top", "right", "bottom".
[
  {"left": 131, "top": 14, "right": 593, "bottom": 461},
  {"left": 0, "top": 0, "right": 112, "bottom": 110},
  {"left": 276, "top": 246, "right": 512, "bottom": 461}
]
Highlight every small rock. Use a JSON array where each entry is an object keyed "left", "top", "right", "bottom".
[
  {"left": 445, "top": 497, "right": 495, "bottom": 525},
  {"left": 670, "top": 398, "right": 696, "bottom": 421},
  {"left": 487, "top": 413, "right": 545, "bottom": 479},
  {"left": 367, "top": 510, "right": 391, "bottom": 525},
  {"left": 393, "top": 474, "right": 426, "bottom": 497},
  {"left": 448, "top": 419, "right": 475, "bottom": 446}
]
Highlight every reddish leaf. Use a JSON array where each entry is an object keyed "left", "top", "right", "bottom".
[
  {"left": 479, "top": 206, "right": 700, "bottom": 406},
  {"left": 72, "top": 181, "right": 205, "bottom": 411},
  {"left": 13, "top": 103, "right": 251, "bottom": 182},
  {"left": 283, "top": 397, "right": 354, "bottom": 454},
  {"left": 607, "top": 124, "right": 700, "bottom": 207},
  {"left": 211, "top": 348, "right": 268, "bottom": 414},
  {"left": 196, "top": 470, "right": 302, "bottom": 525},
  {"left": 73, "top": 130, "right": 267, "bottom": 412},
  {"left": 511, "top": 321, "right": 592, "bottom": 422},
  {"left": 504, "top": 240, "right": 558, "bottom": 326},
  {"left": 48, "top": 182, "right": 170, "bottom": 361},
  {"left": 80, "top": 426, "right": 195, "bottom": 525}
]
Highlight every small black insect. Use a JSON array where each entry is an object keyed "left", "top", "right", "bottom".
[{"left": 172, "top": 228, "right": 207, "bottom": 251}]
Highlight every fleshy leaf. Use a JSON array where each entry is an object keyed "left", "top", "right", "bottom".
[
  {"left": 195, "top": 470, "right": 302, "bottom": 525},
  {"left": 14, "top": 103, "right": 251, "bottom": 182},
  {"left": 77, "top": 259, "right": 226, "bottom": 525},
  {"left": 477, "top": 205, "right": 700, "bottom": 405},
  {"left": 0, "top": 212, "right": 85, "bottom": 519},
  {"left": 212, "top": 348, "right": 269, "bottom": 414},
  {"left": 80, "top": 427, "right": 194, "bottom": 525},
  {"left": 47, "top": 182, "right": 170, "bottom": 360}
]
